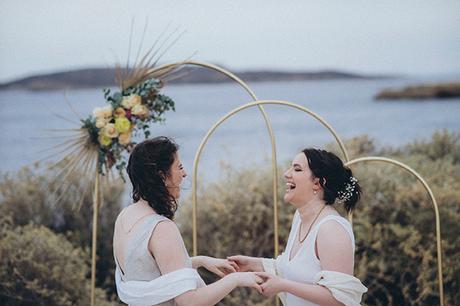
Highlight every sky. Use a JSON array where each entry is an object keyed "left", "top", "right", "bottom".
[{"left": 1, "top": 0, "right": 459, "bottom": 83}]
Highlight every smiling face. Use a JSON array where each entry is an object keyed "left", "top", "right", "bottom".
[
  {"left": 284, "top": 152, "right": 319, "bottom": 207},
  {"left": 164, "top": 153, "right": 187, "bottom": 200}
]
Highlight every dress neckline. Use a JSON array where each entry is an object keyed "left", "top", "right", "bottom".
[{"left": 287, "top": 213, "right": 344, "bottom": 263}]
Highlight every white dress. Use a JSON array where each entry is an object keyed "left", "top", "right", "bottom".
[
  {"left": 272, "top": 210, "right": 356, "bottom": 306},
  {"left": 113, "top": 214, "right": 205, "bottom": 305}
]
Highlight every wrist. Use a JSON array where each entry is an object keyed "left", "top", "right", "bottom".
[
  {"left": 279, "top": 278, "right": 290, "bottom": 293},
  {"left": 192, "top": 255, "right": 206, "bottom": 268},
  {"left": 226, "top": 272, "right": 240, "bottom": 286},
  {"left": 255, "top": 258, "right": 264, "bottom": 271}
]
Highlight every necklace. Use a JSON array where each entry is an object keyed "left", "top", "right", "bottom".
[{"left": 298, "top": 205, "right": 327, "bottom": 243}]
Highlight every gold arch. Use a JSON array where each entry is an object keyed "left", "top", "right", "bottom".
[
  {"left": 345, "top": 156, "right": 444, "bottom": 306},
  {"left": 151, "top": 61, "right": 280, "bottom": 256},
  {"left": 191, "top": 99, "right": 444, "bottom": 306},
  {"left": 191, "top": 100, "right": 350, "bottom": 257}
]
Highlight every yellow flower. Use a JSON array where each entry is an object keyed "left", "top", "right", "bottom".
[
  {"left": 98, "top": 133, "right": 112, "bottom": 147},
  {"left": 131, "top": 104, "right": 149, "bottom": 119},
  {"left": 118, "top": 132, "right": 131, "bottom": 145},
  {"left": 121, "top": 94, "right": 142, "bottom": 109},
  {"left": 95, "top": 118, "right": 107, "bottom": 128},
  {"left": 114, "top": 107, "right": 126, "bottom": 118},
  {"left": 102, "top": 123, "right": 119, "bottom": 138},
  {"left": 115, "top": 117, "right": 131, "bottom": 133}
]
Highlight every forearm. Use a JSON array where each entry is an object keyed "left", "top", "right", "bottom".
[
  {"left": 281, "top": 279, "right": 344, "bottom": 306},
  {"left": 251, "top": 257, "right": 264, "bottom": 272},
  {"left": 191, "top": 256, "right": 205, "bottom": 269},
  {"left": 175, "top": 274, "right": 238, "bottom": 306}
]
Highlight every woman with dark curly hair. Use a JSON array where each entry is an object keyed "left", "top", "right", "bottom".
[
  {"left": 113, "top": 136, "right": 262, "bottom": 306},
  {"left": 229, "top": 148, "right": 367, "bottom": 306}
]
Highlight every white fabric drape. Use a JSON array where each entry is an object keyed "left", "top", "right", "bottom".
[
  {"left": 115, "top": 267, "right": 202, "bottom": 306},
  {"left": 314, "top": 270, "right": 367, "bottom": 306}
]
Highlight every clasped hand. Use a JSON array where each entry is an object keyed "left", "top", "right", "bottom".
[{"left": 201, "top": 255, "right": 283, "bottom": 297}]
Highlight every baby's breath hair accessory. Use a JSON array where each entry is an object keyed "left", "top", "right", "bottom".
[{"left": 337, "top": 176, "right": 358, "bottom": 204}]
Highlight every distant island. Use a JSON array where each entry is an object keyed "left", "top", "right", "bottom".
[
  {"left": 375, "top": 82, "right": 460, "bottom": 100},
  {"left": 0, "top": 66, "right": 392, "bottom": 91}
]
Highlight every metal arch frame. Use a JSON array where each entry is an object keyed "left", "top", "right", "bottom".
[
  {"left": 345, "top": 156, "right": 444, "bottom": 306},
  {"left": 151, "top": 61, "right": 280, "bottom": 256},
  {"left": 191, "top": 100, "right": 350, "bottom": 254},
  {"left": 150, "top": 63, "right": 445, "bottom": 305}
]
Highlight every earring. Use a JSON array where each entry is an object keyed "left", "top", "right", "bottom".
[{"left": 313, "top": 190, "right": 317, "bottom": 195}]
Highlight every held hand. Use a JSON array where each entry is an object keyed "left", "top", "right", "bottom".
[
  {"left": 255, "top": 272, "right": 285, "bottom": 298},
  {"left": 227, "top": 255, "right": 263, "bottom": 272},
  {"left": 200, "top": 256, "right": 238, "bottom": 277},
  {"left": 231, "top": 272, "right": 264, "bottom": 294}
]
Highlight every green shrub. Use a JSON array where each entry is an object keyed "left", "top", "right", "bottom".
[
  {"left": 177, "top": 131, "right": 460, "bottom": 306},
  {"left": 0, "top": 217, "right": 113, "bottom": 306},
  {"left": 0, "top": 164, "right": 124, "bottom": 301}
]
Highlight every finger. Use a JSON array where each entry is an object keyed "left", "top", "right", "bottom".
[
  {"left": 255, "top": 272, "right": 271, "bottom": 280},
  {"left": 255, "top": 275, "right": 264, "bottom": 284},
  {"left": 227, "top": 261, "right": 239, "bottom": 272},
  {"left": 253, "top": 284, "right": 263, "bottom": 295},
  {"left": 219, "top": 267, "right": 233, "bottom": 275},
  {"left": 223, "top": 263, "right": 237, "bottom": 273},
  {"left": 260, "top": 283, "right": 266, "bottom": 292},
  {"left": 215, "top": 269, "right": 225, "bottom": 278}
]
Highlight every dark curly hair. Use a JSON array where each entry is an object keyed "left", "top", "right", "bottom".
[
  {"left": 302, "top": 148, "right": 362, "bottom": 213},
  {"left": 127, "top": 136, "right": 179, "bottom": 219}
]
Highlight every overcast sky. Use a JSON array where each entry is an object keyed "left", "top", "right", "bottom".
[{"left": 1, "top": 0, "right": 459, "bottom": 82}]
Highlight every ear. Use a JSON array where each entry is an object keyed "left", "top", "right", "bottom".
[
  {"left": 158, "top": 170, "right": 168, "bottom": 182},
  {"left": 312, "top": 177, "right": 325, "bottom": 189}
]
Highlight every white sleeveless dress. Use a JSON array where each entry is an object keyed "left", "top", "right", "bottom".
[
  {"left": 113, "top": 213, "right": 204, "bottom": 305},
  {"left": 276, "top": 210, "right": 355, "bottom": 306}
]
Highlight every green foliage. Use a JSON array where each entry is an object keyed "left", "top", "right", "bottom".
[
  {"left": 0, "top": 164, "right": 124, "bottom": 303},
  {"left": 176, "top": 131, "right": 460, "bottom": 306},
  {"left": 0, "top": 217, "right": 112, "bottom": 306},
  {"left": 0, "top": 131, "right": 458, "bottom": 305}
]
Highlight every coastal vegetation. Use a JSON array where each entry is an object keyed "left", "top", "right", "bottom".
[
  {"left": 376, "top": 82, "right": 460, "bottom": 100},
  {"left": 0, "top": 131, "right": 459, "bottom": 305},
  {"left": 0, "top": 67, "right": 387, "bottom": 91}
]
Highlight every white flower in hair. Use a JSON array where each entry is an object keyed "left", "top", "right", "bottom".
[{"left": 337, "top": 176, "right": 358, "bottom": 204}]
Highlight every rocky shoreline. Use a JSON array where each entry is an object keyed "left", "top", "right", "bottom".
[
  {"left": 0, "top": 67, "right": 390, "bottom": 91},
  {"left": 375, "top": 82, "right": 460, "bottom": 100}
]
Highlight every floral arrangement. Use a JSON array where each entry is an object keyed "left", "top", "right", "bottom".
[{"left": 80, "top": 77, "right": 175, "bottom": 177}]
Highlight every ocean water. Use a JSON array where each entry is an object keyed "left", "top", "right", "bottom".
[{"left": 1, "top": 75, "right": 459, "bottom": 190}]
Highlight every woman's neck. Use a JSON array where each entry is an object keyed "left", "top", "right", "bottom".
[
  {"left": 133, "top": 199, "right": 156, "bottom": 213},
  {"left": 297, "top": 199, "right": 327, "bottom": 225}
]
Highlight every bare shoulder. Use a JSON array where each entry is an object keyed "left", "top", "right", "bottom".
[
  {"left": 149, "top": 219, "right": 189, "bottom": 274},
  {"left": 318, "top": 218, "right": 352, "bottom": 240},
  {"left": 316, "top": 218, "right": 354, "bottom": 274},
  {"left": 152, "top": 218, "right": 181, "bottom": 239}
]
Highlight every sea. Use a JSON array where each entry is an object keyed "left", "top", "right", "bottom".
[{"left": 1, "top": 74, "right": 459, "bottom": 199}]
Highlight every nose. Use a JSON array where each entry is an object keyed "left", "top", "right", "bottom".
[
  {"left": 284, "top": 167, "right": 291, "bottom": 179},
  {"left": 182, "top": 169, "right": 187, "bottom": 178}
]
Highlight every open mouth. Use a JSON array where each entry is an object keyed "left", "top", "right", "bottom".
[{"left": 286, "top": 182, "right": 296, "bottom": 192}]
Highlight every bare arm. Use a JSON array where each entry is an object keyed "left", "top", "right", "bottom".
[
  {"left": 257, "top": 221, "right": 354, "bottom": 306},
  {"left": 227, "top": 255, "right": 264, "bottom": 272},
  {"left": 150, "top": 221, "right": 261, "bottom": 306}
]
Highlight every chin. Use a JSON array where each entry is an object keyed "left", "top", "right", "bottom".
[{"left": 284, "top": 193, "right": 293, "bottom": 204}]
